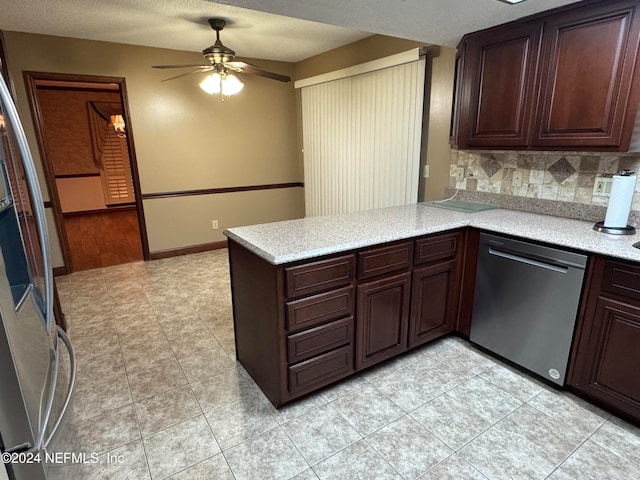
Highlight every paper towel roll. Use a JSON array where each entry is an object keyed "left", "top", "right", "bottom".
[{"left": 604, "top": 173, "right": 637, "bottom": 228}]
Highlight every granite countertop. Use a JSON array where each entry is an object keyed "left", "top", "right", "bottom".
[{"left": 224, "top": 204, "right": 640, "bottom": 265}]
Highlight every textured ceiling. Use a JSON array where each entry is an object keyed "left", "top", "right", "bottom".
[
  {"left": 216, "top": 0, "right": 581, "bottom": 48},
  {"left": 0, "top": 0, "right": 581, "bottom": 62}
]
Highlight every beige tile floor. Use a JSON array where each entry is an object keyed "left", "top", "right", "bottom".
[{"left": 49, "top": 249, "right": 640, "bottom": 480}]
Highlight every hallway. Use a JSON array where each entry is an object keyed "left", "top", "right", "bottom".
[{"left": 63, "top": 208, "right": 142, "bottom": 270}]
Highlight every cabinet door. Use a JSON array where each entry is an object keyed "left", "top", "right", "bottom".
[
  {"left": 533, "top": 0, "right": 640, "bottom": 149},
  {"left": 571, "top": 296, "right": 640, "bottom": 418},
  {"left": 409, "top": 260, "right": 459, "bottom": 348},
  {"left": 356, "top": 272, "right": 411, "bottom": 370},
  {"left": 457, "top": 22, "right": 542, "bottom": 148}
]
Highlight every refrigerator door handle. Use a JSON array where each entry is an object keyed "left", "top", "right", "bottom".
[
  {"left": 27, "top": 325, "right": 76, "bottom": 453},
  {"left": 0, "top": 76, "right": 54, "bottom": 333},
  {"left": 4, "top": 442, "right": 33, "bottom": 455},
  {"left": 30, "top": 342, "right": 59, "bottom": 452},
  {"left": 42, "top": 326, "right": 76, "bottom": 451}
]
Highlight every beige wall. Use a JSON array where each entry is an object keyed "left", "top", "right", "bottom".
[
  {"left": 294, "top": 35, "right": 421, "bottom": 80},
  {"left": 4, "top": 31, "right": 454, "bottom": 267},
  {"left": 3, "top": 32, "right": 303, "bottom": 265},
  {"left": 143, "top": 188, "right": 304, "bottom": 252},
  {"left": 424, "top": 47, "right": 456, "bottom": 201}
]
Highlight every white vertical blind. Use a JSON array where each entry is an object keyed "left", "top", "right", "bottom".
[{"left": 300, "top": 57, "right": 425, "bottom": 217}]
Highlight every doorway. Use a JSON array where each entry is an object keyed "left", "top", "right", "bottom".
[{"left": 23, "top": 72, "right": 148, "bottom": 273}]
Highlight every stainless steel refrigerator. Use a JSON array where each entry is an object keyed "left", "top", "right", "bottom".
[{"left": 0, "top": 72, "right": 75, "bottom": 479}]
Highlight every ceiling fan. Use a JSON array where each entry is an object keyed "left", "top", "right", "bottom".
[{"left": 152, "top": 18, "right": 291, "bottom": 96}]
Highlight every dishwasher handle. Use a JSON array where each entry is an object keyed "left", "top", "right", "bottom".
[{"left": 488, "top": 247, "right": 569, "bottom": 274}]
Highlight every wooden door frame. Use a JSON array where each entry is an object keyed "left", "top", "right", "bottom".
[{"left": 22, "top": 71, "right": 149, "bottom": 272}]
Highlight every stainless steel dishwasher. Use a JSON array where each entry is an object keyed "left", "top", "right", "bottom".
[{"left": 470, "top": 232, "right": 588, "bottom": 385}]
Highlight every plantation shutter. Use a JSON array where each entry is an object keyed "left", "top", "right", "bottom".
[{"left": 99, "top": 128, "right": 134, "bottom": 205}]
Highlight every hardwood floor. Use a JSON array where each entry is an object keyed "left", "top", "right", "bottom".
[{"left": 64, "top": 208, "right": 143, "bottom": 271}]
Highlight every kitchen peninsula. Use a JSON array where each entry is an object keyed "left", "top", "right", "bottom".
[{"left": 224, "top": 204, "right": 640, "bottom": 422}]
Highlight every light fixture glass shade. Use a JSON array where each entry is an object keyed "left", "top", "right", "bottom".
[
  {"left": 199, "top": 72, "right": 244, "bottom": 96},
  {"left": 199, "top": 72, "right": 222, "bottom": 94},
  {"left": 221, "top": 74, "right": 244, "bottom": 95},
  {"left": 110, "top": 114, "right": 126, "bottom": 137}
]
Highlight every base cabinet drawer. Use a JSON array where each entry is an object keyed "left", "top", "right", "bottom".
[
  {"left": 415, "top": 231, "right": 462, "bottom": 265},
  {"left": 601, "top": 260, "right": 640, "bottom": 302},
  {"left": 288, "top": 345, "right": 354, "bottom": 394},
  {"left": 285, "top": 255, "right": 355, "bottom": 298},
  {"left": 287, "top": 317, "right": 353, "bottom": 364},
  {"left": 358, "top": 241, "right": 413, "bottom": 280},
  {"left": 286, "top": 287, "right": 354, "bottom": 332}
]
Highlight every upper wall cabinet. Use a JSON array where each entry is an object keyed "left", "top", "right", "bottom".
[
  {"left": 534, "top": 1, "right": 640, "bottom": 148},
  {"left": 452, "top": 0, "right": 640, "bottom": 151},
  {"left": 457, "top": 22, "right": 542, "bottom": 148}
]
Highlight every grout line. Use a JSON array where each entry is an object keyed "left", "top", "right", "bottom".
[
  {"left": 278, "top": 421, "right": 313, "bottom": 472},
  {"left": 361, "top": 436, "right": 405, "bottom": 479},
  {"left": 543, "top": 423, "right": 601, "bottom": 479},
  {"left": 109, "top": 278, "right": 153, "bottom": 480}
]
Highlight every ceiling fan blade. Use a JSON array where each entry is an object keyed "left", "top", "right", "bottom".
[
  {"left": 161, "top": 68, "right": 212, "bottom": 82},
  {"left": 225, "top": 61, "right": 258, "bottom": 70},
  {"left": 225, "top": 63, "right": 290, "bottom": 82},
  {"left": 152, "top": 64, "right": 210, "bottom": 69},
  {"left": 240, "top": 66, "right": 291, "bottom": 83},
  {"left": 153, "top": 19, "right": 290, "bottom": 83}
]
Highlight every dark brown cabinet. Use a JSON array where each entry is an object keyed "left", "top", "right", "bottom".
[
  {"left": 533, "top": 0, "right": 640, "bottom": 148},
  {"left": 452, "top": 0, "right": 640, "bottom": 151},
  {"left": 570, "top": 256, "right": 640, "bottom": 422},
  {"left": 229, "top": 242, "right": 356, "bottom": 407},
  {"left": 231, "top": 222, "right": 640, "bottom": 421},
  {"left": 357, "top": 272, "right": 411, "bottom": 369},
  {"left": 409, "top": 231, "right": 464, "bottom": 348},
  {"left": 229, "top": 230, "right": 465, "bottom": 407},
  {"left": 356, "top": 241, "right": 413, "bottom": 369},
  {"left": 357, "top": 241, "right": 413, "bottom": 280},
  {"left": 456, "top": 22, "right": 542, "bottom": 148},
  {"left": 285, "top": 254, "right": 355, "bottom": 298},
  {"left": 409, "top": 260, "right": 459, "bottom": 348}
]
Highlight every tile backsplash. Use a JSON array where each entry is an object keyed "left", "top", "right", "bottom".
[{"left": 450, "top": 150, "right": 640, "bottom": 211}]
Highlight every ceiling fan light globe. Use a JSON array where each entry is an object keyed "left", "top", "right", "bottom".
[
  {"left": 199, "top": 73, "right": 222, "bottom": 94},
  {"left": 222, "top": 74, "right": 244, "bottom": 96}
]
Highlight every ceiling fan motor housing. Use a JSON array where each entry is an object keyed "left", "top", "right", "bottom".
[
  {"left": 203, "top": 46, "right": 235, "bottom": 64},
  {"left": 203, "top": 18, "right": 236, "bottom": 64}
]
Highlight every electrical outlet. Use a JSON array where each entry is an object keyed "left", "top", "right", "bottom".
[
  {"left": 212, "top": 220, "right": 219, "bottom": 230},
  {"left": 423, "top": 165, "right": 430, "bottom": 179},
  {"left": 512, "top": 170, "right": 524, "bottom": 187},
  {"left": 456, "top": 167, "right": 465, "bottom": 182},
  {"left": 593, "top": 177, "right": 613, "bottom": 197}
]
